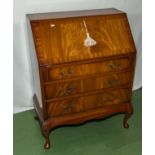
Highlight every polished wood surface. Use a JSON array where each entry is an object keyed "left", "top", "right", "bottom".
[
  {"left": 47, "top": 88, "right": 129, "bottom": 117},
  {"left": 44, "top": 80, "right": 81, "bottom": 99},
  {"left": 31, "top": 14, "right": 136, "bottom": 65},
  {"left": 27, "top": 8, "right": 137, "bottom": 149},
  {"left": 44, "top": 72, "right": 130, "bottom": 99},
  {"left": 42, "top": 56, "right": 130, "bottom": 81}
]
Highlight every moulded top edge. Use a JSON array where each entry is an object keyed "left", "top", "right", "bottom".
[{"left": 26, "top": 8, "right": 124, "bottom": 21}]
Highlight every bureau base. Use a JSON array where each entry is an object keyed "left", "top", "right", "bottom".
[{"left": 33, "top": 94, "right": 133, "bottom": 149}]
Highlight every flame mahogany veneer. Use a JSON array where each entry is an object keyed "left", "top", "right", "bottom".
[{"left": 27, "top": 8, "right": 136, "bottom": 149}]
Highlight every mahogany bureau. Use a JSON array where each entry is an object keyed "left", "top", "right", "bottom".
[{"left": 27, "top": 8, "right": 136, "bottom": 149}]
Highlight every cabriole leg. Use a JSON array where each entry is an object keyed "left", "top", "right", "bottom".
[
  {"left": 42, "top": 128, "right": 51, "bottom": 149},
  {"left": 123, "top": 112, "right": 132, "bottom": 128}
]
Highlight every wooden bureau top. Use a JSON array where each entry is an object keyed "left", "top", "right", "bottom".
[
  {"left": 28, "top": 8, "right": 136, "bottom": 66},
  {"left": 27, "top": 8, "right": 123, "bottom": 20}
]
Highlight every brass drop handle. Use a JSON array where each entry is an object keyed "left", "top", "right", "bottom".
[
  {"left": 108, "top": 63, "right": 121, "bottom": 69},
  {"left": 59, "top": 68, "right": 74, "bottom": 78},
  {"left": 66, "top": 68, "right": 74, "bottom": 77},
  {"left": 64, "top": 85, "right": 75, "bottom": 96},
  {"left": 59, "top": 69, "right": 66, "bottom": 78}
]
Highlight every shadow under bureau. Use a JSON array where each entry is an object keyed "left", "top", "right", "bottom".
[{"left": 27, "top": 8, "right": 136, "bottom": 149}]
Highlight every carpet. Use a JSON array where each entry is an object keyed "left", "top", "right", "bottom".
[{"left": 13, "top": 89, "right": 142, "bottom": 155}]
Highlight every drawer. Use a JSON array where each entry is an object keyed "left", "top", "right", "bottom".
[
  {"left": 42, "top": 57, "right": 130, "bottom": 81},
  {"left": 44, "top": 80, "right": 81, "bottom": 99},
  {"left": 44, "top": 72, "right": 131, "bottom": 99},
  {"left": 47, "top": 88, "right": 130, "bottom": 117}
]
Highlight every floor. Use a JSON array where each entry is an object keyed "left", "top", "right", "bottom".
[{"left": 13, "top": 89, "right": 142, "bottom": 155}]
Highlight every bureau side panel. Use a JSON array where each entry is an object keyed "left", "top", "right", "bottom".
[{"left": 26, "top": 17, "right": 42, "bottom": 109}]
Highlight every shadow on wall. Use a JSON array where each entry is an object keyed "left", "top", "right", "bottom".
[{"left": 13, "top": 22, "right": 34, "bottom": 113}]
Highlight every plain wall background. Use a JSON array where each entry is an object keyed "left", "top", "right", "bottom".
[{"left": 13, "top": 0, "right": 142, "bottom": 113}]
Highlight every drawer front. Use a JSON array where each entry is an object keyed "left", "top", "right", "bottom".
[
  {"left": 44, "top": 80, "right": 81, "bottom": 99},
  {"left": 43, "top": 57, "right": 130, "bottom": 81},
  {"left": 47, "top": 88, "right": 130, "bottom": 117},
  {"left": 44, "top": 72, "right": 131, "bottom": 99},
  {"left": 83, "top": 72, "right": 131, "bottom": 91}
]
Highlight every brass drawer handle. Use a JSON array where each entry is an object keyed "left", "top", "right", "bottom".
[
  {"left": 67, "top": 68, "right": 74, "bottom": 77},
  {"left": 108, "top": 63, "right": 121, "bottom": 70},
  {"left": 59, "top": 68, "right": 74, "bottom": 79},
  {"left": 59, "top": 69, "right": 66, "bottom": 78},
  {"left": 64, "top": 85, "right": 75, "bottom": 96}
]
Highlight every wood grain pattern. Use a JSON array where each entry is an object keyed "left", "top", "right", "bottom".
[
  {"left": 44, "top": 80, "right": 81, "bottom": 99},
  {"left": 45, "top": 102, "right": 131, "bottom": 128},
  {"left": 27, "top": 8, "right": 137, "bottom": 149},
  {"left": 33, "top": 92, "right": 131, "bottom": 149},
  {"left": 43, "top": 57, "right": 130, "bottom": 81},
  {"left": 31, "top": 13, "right": 136, "bottom": 65},
  {"left": 47, "top": 88, "right": 129, "bottom": 117},
  {"left": 44, "top": 72, "right": 131, "bottom": 99}
]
